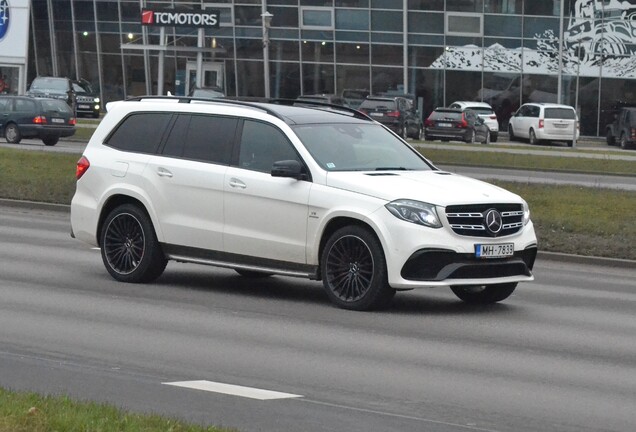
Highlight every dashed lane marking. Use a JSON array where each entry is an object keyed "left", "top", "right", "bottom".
[{"left": 162, "top": 380, "right": 303, "bottom": 400}]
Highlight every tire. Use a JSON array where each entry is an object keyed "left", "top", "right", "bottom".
[
  {"left": 411, "top": 125, "right": 423, "bottom": 140},
  {"left": 42, "top": 136, "right": 59, "bottom": 146},
  {"left": 566, "top": 140, "right": 574, "bottom": 148},
  {"left": 235, "top": 269, "right": 273, "bottom": 278},
  {"left": 465, "top": 129, "right": 476, "bottom": 144},
  {"left": 606, "top": 129, "right": 615, "bottom": 146},
  {"left": 529, "top": 128, "right": 538, "bottom": 145},
  {"left": 4, "top": 123, "right": 21, "bottom": 144},
  {"left": 400, "top": 125, "right": 408, "bottom": 140},
  {"left": 620, "top": 133, "right": 628, "bottom": 150},
  {"left": 100, "top": 204, "right": 167, "bottom": 283},
  {"left": 508, "top": 125, "right": 516, "bottom": 141},
  {"left": 483, "top": 130, "right": 491, "bottom": 145},
  {"left": 450, "top": 282, "right": 518, "bottom": 304},
  {"left": 321, "top": 225, "right": 395, "bottom": 311},
  {"left": 490, "top": 132, "right": 498, "bottom": 143}
]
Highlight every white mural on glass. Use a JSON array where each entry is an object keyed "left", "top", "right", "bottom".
[{"left": 431, "top": 0, "right": 636, "bottom": 78}]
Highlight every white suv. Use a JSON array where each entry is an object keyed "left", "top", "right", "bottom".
[
  {"left": 508, "top": 103, "right": 579, "bottom": 146},
  {"left": 70, "top": 97, "right": 537, "bottom": 310},
  {"left": 449, "top": 101, "right": 499, "bottom": 142}
]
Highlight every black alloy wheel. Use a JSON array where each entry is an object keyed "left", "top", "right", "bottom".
[
  {"left": 321, "top": 226, "right": 395, "bottom": 311},
  {"left": 101, "top": 204, "right": 167, "bottom": 283},
  {"left": 450, "top": 282, "right": 518, "bottom": 304}
]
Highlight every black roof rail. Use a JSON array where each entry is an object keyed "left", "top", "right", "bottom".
[
  {"left": 124, "top": 95, "right": 287, "bottom": 122},
  {"left": 269, "top": 98, "right": 372, "bottom": 121}
]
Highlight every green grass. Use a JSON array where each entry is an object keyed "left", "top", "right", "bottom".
[
  {"left": 416, "top": 145, "right": 636, "bottom": 176},
  {"left": 0, "top": 387, "right": 236, "bottom": 432}
]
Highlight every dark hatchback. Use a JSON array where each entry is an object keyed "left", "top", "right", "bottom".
[
  {"left": 26, "top": 76, "right": 77, "bottom": 114},
  {"left": 0, "top": 96, "right": 76, "bottom": 146},
  {"left": 358, "top": 96, "right": 423, "bottom": 140},
  {"left": 424, "top": 108, "right": 490, "bottom": 144}
]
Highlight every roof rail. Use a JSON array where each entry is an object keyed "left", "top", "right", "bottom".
[
  {"left": 269, "top": 98, "right": 372, "bottom": 121},
  {"left": 124, "top": 95, "right": 287, "bottom": 122}
]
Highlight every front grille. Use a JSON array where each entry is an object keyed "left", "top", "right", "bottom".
[
  {"left": 77, "top": 96, "right": 95, "bottom": 103},
  {"left": 445, "top": 203, "right": 524, "bottom": 237}
]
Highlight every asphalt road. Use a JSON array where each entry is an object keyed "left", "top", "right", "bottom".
[{"left": 2, "top": 205, "right": 636, "bottom": 432}]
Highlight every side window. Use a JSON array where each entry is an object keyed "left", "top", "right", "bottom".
[
  {"left": 106, "top": 112, "right": 172, "bottom": 154},
  {"left": 0, "top": 98, "right": 9, "bottom": 111},
  {"left": 15, "top": 98, "right": 36, "bottom": 111},
  {"left": 238, "top": 120, "right": 300, "bottom": 173},
  {"left": 180, "top": 115, "right": 237, "bottom": 163}
]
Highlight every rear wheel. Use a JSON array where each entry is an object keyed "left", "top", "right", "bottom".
[
  {"left": 529, "top": 129, "right": 538, "bottom": 145},
  {"left": 465, "top": 129, "right": 476, "bottom": 144},
  {"left": 451, "top": 283, "right": 518, "bottom": 304},
  {"left": 100, "top": 204, "right": 167, "bottom": 283},
  {"left": 321, "top": 225, "right": 395, "bottom": 311},
  {"left": 4, "top": 123, "right": 21, "bottom": 144},
  {"left": 620, "top": 133, "right": 629, "bottom": 150},
  {"left": 483, "top": 130, "right": 491, "bottom": 144},
  {"left": 400, "top": 125, "right": 408, "bottom": 140},
  {"left": 42, "top": 136, "right": 59, "bottom": 146}
]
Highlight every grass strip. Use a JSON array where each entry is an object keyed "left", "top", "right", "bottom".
[{"left": 0, "top": 387, "right": 236, "bottom": 432}]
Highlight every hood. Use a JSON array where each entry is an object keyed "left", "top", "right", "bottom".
[{"left": 326, "top": 170, "right": 522, "bottom": 207}]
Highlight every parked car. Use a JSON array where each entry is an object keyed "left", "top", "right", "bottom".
[
  {"left": 424, "top": 107, "right": 490, "bottom": 144},
  {"left": 73, "top": 79, "right": 101, "bottom": 118},
  {"left": 341, "top": 88, "right": 370, "bottom": 109},
  {"left": 296, "top": 94, "right": 347, "bottom": 106},
  {"left": 70, "top": 96, "right": 536, "bottom": 310},
  {"left": 508, "top": 103, "right": 579, "bottom": 146},
  {"left": 26, "top": 76, "right": 77, "bottom": 114},
  {"left": 605, "top": 106, "right": 636, "bottom": 149},
  {"left": 358, "top": 96, "right": 423, "bottom": 140},
  {"left": 0, "top": 95, "right": 76, "bottom": 146},
  {"left": 449, "top": 101, "right": 499, "bottom": 142}
]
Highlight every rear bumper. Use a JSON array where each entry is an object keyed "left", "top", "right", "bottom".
[
  {"left": 425, "top": 127, "right": 470, "bottom": 141},
  {"left": 18, "top": 125, "right": 76, "bottom": 139}
]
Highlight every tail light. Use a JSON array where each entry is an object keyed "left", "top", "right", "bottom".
[
  {"left": 424, "top": 118, "right": 434, "bottom": 127},
  {"left": 386, "top": 111, "right": 400, "bottom": 118},
  {"left": 76, "top": 156, "right": 90, "bottom": 180},
  {"left": 539, "top": 119, "right": 544, "bottom": 129},
  {"left": 631, "top": 128, "right": 636, "bottom": 139},
  {"left": 69, "top": 117, "right": 77, "bottom": 125},
  {"left": 33, "top": 116, "right": 47, "bottom": 124},
  {"left": 490, "top": 115, "right": 497, "bottom": 119},
  {"left": 457, "top": 113, "right": 468, "bottom": 128}
]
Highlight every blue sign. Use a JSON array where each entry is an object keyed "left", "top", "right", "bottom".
[{"left": 0, "top": 0, "right": 9, "bottom": 41}]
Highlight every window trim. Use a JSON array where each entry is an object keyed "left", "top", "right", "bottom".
[
  {"left": 445, "top": 12, "right": 483, "bottom": 37},
  {"left": 300, "top": 7, "right": 334, "bottom": 30}
]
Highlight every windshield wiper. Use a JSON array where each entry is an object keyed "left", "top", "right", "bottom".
[{"left": 375, "top": 167, "right": 410, "bottom": 171}]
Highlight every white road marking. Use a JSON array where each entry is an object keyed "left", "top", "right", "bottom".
[{"left": 162, "top": 380, "right": 303, "bottom": 400}]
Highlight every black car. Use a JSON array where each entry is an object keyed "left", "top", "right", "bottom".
[
  {"left": 605, "top": 106, "right": 636, "bottom": 150},
  {"left": 358, "top": 96, "right": 423, "bottom": 140},
  {"left": 0, "top": 95, "right": 76, "bottom": 146},
  {"left": 296, "top": 94, "right": 347, "bottom": 107},
  {"left": 424, "top": 108, "right": 490, "bottom": 144},
  {"left": 26, "top": 76, "right": 77, "bottom": 114},
  {"left": 73, "top": 79, "right": 101, "bottom": 118}
]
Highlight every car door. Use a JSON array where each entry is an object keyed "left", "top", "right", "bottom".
[
  {"left": 513, "top": 105, "right": 530, "bottom": 138},
  {"left": 144, "top": 113, "right": 235, "bottom": 252},
  {"left": 0, "top": 97, "right": 10, "bottom": 134},
  {"left": 224, "top": 119, "right": 311, "bottom": 264}
]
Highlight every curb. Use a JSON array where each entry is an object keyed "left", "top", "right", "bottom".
[{"left": 1, "top": 198, "right": 634, "bottom": 270}]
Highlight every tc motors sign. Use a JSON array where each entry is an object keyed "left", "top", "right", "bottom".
[{"left": 141, "top": 8, "right": 220, "bottom": 28}]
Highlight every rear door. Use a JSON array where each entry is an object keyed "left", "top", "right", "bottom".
[{"left": 543, "top": 107, "right": 577, "bottom": 138}]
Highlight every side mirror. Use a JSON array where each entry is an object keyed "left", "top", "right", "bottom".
[{"left": 271, "top": 160, "right": 306, "bottom": 180}]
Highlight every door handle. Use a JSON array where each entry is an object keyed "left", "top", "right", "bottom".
[
  {"left": 156, "top": 167, "right": 173, "bottom": 178},
  {"left": 229, "top": 177, "right": 247, "bottom": 189}
]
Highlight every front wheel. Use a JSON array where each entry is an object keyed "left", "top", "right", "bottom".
[
  {"left": 100, "top": 204, "right": 167, "bottom": 283},
  {"left": 620, "top": 133, "right": 628, "bottom": 150},
  {"left": 508, "top": 125, "right": 516, "bottom": 141},
  {"left": 451, "top": 282, "right": 518, "bottom": 304},
  {"left": 5, "top": 123, "right": 21, "bottom": 144},
  {"left": 321, "top": 226, "right": 395, "bottom": 310}
]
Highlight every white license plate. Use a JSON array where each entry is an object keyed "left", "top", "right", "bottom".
[
  {"left": 475, "top": 243, "right": 514, "bottom": 258},
  {"left": 78, "top": 104, "right": 90, "bottom": 109},
  {"left": 370, "top": 112, "right": 384, "bottom": 117},
  {"left": 438, "top": 122, "right": 452, "bottom": 127},
  {"left": 51, "top": 118, "right": 64, "bottom": 123}
]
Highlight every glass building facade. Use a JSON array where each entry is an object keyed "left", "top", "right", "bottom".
[{"left": 22, "top": 0, "right": 636, "bottom": 136}]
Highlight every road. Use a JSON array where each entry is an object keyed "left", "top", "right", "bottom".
[{"left": 2, "top": 205, "right": 636, "bottom": 432}]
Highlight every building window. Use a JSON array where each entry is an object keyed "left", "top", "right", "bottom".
[
  {"left": 446, "top": 13, "right": 483, "bottom": 37},
  {"left": 301, "top": 7, "right": 334, "bottom": 30}
]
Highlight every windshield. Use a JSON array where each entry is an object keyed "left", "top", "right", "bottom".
[
  {"left": 30, "top": 78, "right": 68, "bottom": 92},
  {"left": 292, "top": 123, "right": 433, "bottom": 172}
]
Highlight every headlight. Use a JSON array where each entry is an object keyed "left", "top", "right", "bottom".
[
  {"left": 522, "top": 200, "right": 531, "bottom": 225},
  {"left": 94, "top": 97, "right": 100, "bottom": 103},
  {"left": 385, "top": 199, "right": 442, "bottom": 228}
]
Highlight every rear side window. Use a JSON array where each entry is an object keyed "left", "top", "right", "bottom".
[
  {"left": 15, "top": 98, "right": 36, "bottom": 111},
  {"left": 0, "top": 98, "right": 10, "bottom": 111},
  {"left": 544, "top": 108, "right": 576, "bottom": 119},
  {"left": 162, "top": 114, "right": 237, "bottom": 164},
  {"left": 106, "top": 112, "right": 172, "bottom": 154}
]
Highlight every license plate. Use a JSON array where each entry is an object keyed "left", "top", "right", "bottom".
[
  {"left": 438, "top": 122, "right": 452, "bottom": 127},
  {"left": 370, "top": 112, "right": 383, "bottom": 117},
  {"left": 475, "top": 243, "right": 514, "bottom": 258},
  {"left": 78, "top": 104, "right": 90, "bottom": 109},
  {"left": 51, "top": 118, "right": 64, "bottom": 123}
]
